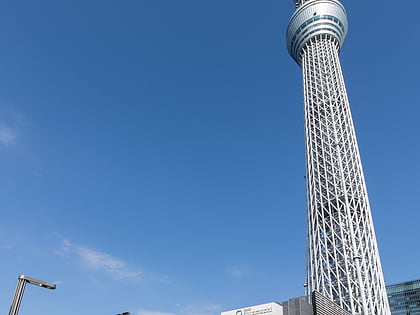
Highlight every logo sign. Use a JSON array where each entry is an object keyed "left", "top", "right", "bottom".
[{"left": 221, "top": 302, "right": 283, "bottom": 315}]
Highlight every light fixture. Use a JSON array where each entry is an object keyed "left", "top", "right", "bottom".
[{"left": 8, "top": 275, "right": 56, "bottom": 315}]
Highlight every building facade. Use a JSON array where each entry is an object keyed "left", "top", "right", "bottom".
[
  {"left": 286, "top": 0, "right": 390, "bottom": 314},
  {"left": 387, "top": 279, "right": 420, "bottom": 315},
  {"left": 221, "top": 292, "right": 350, "bottom": 315},
  {"left": 282, "top": 291, "right": 351, "bottom": 315}
]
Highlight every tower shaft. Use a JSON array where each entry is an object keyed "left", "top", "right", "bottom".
[
  {"left": 286, "top": 1, "right": 391, "bottom": 314},
  {"left": 303, "top": 34, "right": 389, "bottom": 315}
]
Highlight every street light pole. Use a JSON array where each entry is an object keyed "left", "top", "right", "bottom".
[{"left": 8, "top": 275, "right": 56, "bottom": 315}]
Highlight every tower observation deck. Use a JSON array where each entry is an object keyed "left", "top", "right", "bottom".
[{"left": 286, "top": 1, "right": 391, "bottom": 314}]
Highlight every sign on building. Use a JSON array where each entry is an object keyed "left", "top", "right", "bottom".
[{"left": 221, "top": 302, "right": 283, "bottom": 315}]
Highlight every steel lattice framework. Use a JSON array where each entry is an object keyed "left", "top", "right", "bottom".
[{"left": 286, "top": 1, "right": 391, "bottom": 314}]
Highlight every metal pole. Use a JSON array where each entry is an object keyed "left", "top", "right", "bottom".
[
  {"left": 7, "top": 275, "right": 56, "bottom": 315},
  {"left": 8, "top": 277, "right": 27, "bottom": 315}
]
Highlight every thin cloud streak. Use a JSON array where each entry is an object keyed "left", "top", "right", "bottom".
[
  {"left": 136, "top": 311, "right": 176, "bottom": 315},
  {"left": 57, "top": 239, "right": 142, "bottom": 281},
  {"left": 0, "top": 124, "right": 17, "bottom": 146},
  {"left": 135, "top": 303, "right": 222, "bottom": 315},
  {"left": 77, "top": 246, "right": 142, "bottom": 280},
  {"left": 179, "top": 303, "right": 222, "bottom": 315},
  {"left": 0, "top": 240, "right": 15, "bottom": 249},
  {"left": 225, "top": 265, "right": 248, "bottom": 279}
]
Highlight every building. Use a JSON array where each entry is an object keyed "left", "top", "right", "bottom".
[
  {"left": 221, "top": 291, "right": 350, "bottom": 315},
  {"left": 282, "top": 291, "right": 351, "bottom": 315},
  {"left": 311, "top": 291, "right": 351, "bottom": 315},
  {"left": 221, "top": 302, "right": 283, "bottom": 315},
  {"left": 386, "top": 279, "right": 420, "bottom": 315},
  {"left": 286, "top": 0, "right": 390, "bottom": 314},
  {"left": 283, "top": 295, "right": 312, "bottom": 315}
]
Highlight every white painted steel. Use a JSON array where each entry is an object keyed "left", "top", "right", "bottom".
[{"left": 286, "top": 1, "right": 391, "bottom": 314}]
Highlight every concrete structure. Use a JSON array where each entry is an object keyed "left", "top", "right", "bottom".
[
  {"left": 221, "top": 292, "right": 350, "bottom": 315},
  {"left": 286, "top": 0, "right": 390, "bottom": 314},
  {"left": 282, "top": 295, "right": 312, "bottom": 315},
  {"left": 282, "top": 291, "right": 351, "bottom": 315},
  {"left": 221, "top": 302, "right": 283, "bottom": 315},
  {"left": 386, "top": 279, "right": 420, "bottom": 315},
  {"left": 311, "top": 291, "right": 351, "bottom": 315}
]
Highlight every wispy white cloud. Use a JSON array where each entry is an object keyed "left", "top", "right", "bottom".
[
  {"left": 57, "top": 239, "right": 142, "bottom": 281},
  {"left": 136, "top": 311, "right": 175, "bottom": 315},
  {"left": 225, "top": 265, "right": 248, "bottom": 279},
  {"left": 0, "top": 240, "right": 15, "bottom": 249},
  {"left": 178, "top": 303, "right": 222, "bottom": 315},
  {"left": 77, "top": 246, "right": 142, "bottom": 280},
  {"left": 0, "top": 124, "right": 17, "bottom": 146},
  {"left": 134, "top": 303, "right": 221, "bottom": 315},
  {"left": 56, "top": 239, "right": 72, "bottom": 256}
]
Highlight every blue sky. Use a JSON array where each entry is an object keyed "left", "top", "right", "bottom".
[{"left": 0, "top": 1, "right": 419, "bottom": 315}]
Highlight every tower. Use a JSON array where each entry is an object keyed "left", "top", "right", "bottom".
[{"left": 286, "top": 1, "right": 390, "bottom": 314}]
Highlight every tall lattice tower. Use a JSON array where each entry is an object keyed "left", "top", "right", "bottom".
[{"left": 286, "top": 1, "right": 391, "bottom": 314}]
